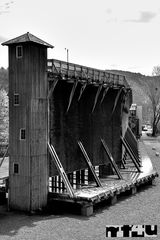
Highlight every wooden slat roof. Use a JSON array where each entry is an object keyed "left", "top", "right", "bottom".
[{"left": 2, "top": 32, "right": 54, "bottom": 48}]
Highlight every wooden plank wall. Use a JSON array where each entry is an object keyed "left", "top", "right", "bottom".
[
  {"left": 9, "top": 44, "right": 48, "bottom": 211},
  {"left": 29, "top": 45, "right": 48, "bottom": 210},
  {"left": 9, "top": 44, "right": 30, "bottom": 210},
  {"left": 49, "top": 80, "right": 124, "bottom": 176}
]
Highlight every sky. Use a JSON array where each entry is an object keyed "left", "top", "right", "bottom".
[{"left": 0, "top": 0, "right": 160, "bottom": 75}]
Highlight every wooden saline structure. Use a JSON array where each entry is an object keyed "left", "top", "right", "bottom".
[{"left": 1, "top": 33, "right": 158, "bottom": 216}]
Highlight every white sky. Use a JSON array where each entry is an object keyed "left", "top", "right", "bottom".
[{"left": 0, "top": 0, "right": 160, "bottom": 75}]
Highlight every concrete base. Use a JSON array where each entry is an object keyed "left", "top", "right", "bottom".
[
  {"left": 148, "top": 178, "right": 156, "bottom": 185},
  {"left": 81, "top": 204, "right": 93, "bottom": 216},
  {"left": 111, "top": 195, "right": 117, "bottom": 205},
  {"left": 131, "top": 186, "right": 137, "bottom": 195}
]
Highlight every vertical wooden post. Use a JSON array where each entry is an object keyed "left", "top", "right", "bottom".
[
  {"left": 88, "top": 168, "right": 94, "bottom": 182},
  {"left": 52, "top": 177, "right": 55, "bottom": 192},
  {"left": 55, "top": 176, "right": 57, "bottom": 192},
  {"left": 76, "top": 171, "right": 80, "bottom": 189},
  {"left": 68, "top": 173, "right": 73, "bottom": 186},
  {"left": 62, "top": 181, "right": 65, "bottom": 192},
  {"left": 81, "top": 169, "right": 85, "bottom": 185}
]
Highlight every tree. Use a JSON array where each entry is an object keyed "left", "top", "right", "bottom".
[
  {"left": 145, "top": 67, "right": 160, "bottom": 136},
  {"left": 0, "top": 67, "right": 8, "bottom": 91},
  {"left": 152, "top": 65, "right": 160, "bottom": 76},
  {"left": 0, "top": 89, "right": 9, "bottom": 143}
]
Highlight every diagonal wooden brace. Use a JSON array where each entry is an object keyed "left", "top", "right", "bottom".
[
  {"left": 121, "top": 137, "right": 141, "bottom": 172},
  {"left": 78, "top": 141, "right": 102, "bottom": 187},
  {"left": 101, "top": 139, "right": 123, "bottom": 179},
  {"left": 48, "top": 143, "right": 75, "bottom": 197}
]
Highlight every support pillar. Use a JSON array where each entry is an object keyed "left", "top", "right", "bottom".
[
  {"left": 131, "top": 186, "right": 137, "bottom": 195},
  {"left": 81, "top": 203, "right": 93, "bottom": 216},
  {"left": 111, "top": 195, "right": 117, "bottom": 205}
]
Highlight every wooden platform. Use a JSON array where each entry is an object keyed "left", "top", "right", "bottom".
[
  {"left": 0, "top": 142, "right": 158, "bottom": 215},
  {"left": 48, "top": 141, "right": 158, "bottom": 216}
]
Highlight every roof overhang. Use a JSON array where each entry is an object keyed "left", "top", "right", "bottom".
[{"left": 2, "top": 32, "right": 54, "bottom": 48}]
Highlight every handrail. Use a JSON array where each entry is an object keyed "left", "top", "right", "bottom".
[{"left": 47, "top": 58, "right": 130, "bottom": 89}]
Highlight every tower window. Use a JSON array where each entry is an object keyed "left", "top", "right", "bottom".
[
  {"left": 20, "top": 129, "right": 26, "bottom": 140},
  {"left": 14, "top": 93, "right": 20, "bottom": 105},
  {"left": 13, "top": 163, "right": 19, "bottom": 174},
  {"left": 16, "top": 46, "right": 23, "bottom": 59}
]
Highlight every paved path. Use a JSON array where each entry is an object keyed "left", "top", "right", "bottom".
[{"left": 0, "top": 133, "right": 159, "bottom": 240}]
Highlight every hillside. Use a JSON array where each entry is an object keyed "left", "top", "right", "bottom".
[
  {"left": 107, "top": 70, "right": 160, "bottom": 101},
  {"left": 107, "top": 69, "right": 160, "bottom": 123},
  {"left": 0, "top": 68, "right": 9, "bottom": 144},
  {"left": 107, "top": 70, "right": 147, "bottom": 103}
]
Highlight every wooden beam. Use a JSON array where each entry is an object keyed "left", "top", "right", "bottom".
[
  {"left": 124, "top": 137, "right": 141, "bottom": 167},
  {"left": 76, "top": 171, "right": 80, "bottom": 188},
  {"left": 78, "top": 83, "right": 87, "bottom": 101},
  {"left": 124, "top": 127, "right": 141, "bottom": 164},
  {"left": 66, "top": 80, "right": 78, "bottom": 112},
  {"left": 128, "top": 126, "right": 138, "bottom": 144},
  {"left": 48, "top": 143, "right": 75, "bottom": 197},
  {"left": 53, "top": 61, "right": 60, "bottom": 75},
  {"left": 121, "top": 137, "right": 141, "bottom": 172},
  {"left": 121, "top": 159, "right": 126, "bottom": 169},
  {"left": 127, "top": 127, "right": 141, "bottom": 163},
  {"left": 81, "top": 169, "right": 85, "bottom": 185},
  {"left": 92, "top": 85, "right": 103, "bottom": 113},
  {"left": 100, "top": 87, "right": 109, "bottom": 104},
  {"left": 47, "top": 78, "right": 59, "bottom": 99},
  {"left": 101, "top": 139, "right": 123, "bottom": 179},
  {"left": 111, "top": 87, "right": 123, "bottom": 116},
  {"left": 78, "top": 141, "right": 102, "bottom": 187},
  {"left": 122, "top": 150, "right": 127, "bottom": 164}
]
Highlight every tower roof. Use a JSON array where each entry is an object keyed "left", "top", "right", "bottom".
[{"left": 2, "top": 32, "right": 54, "bottom": 48}]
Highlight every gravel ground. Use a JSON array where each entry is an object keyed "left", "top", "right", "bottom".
[{"left": 0, "top": 132, "right": 159, "bottom": 240}]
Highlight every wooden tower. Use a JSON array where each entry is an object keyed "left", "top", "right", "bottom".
[{"left": 2, "top": 33, "right": 53, "bottom": 211}]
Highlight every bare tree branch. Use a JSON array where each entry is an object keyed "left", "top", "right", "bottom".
[{"left": 144, "top": 67, "right": 160, "bottom": 135}]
